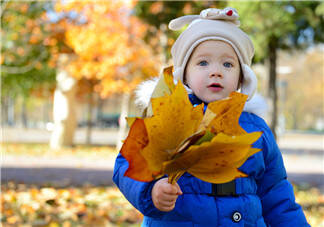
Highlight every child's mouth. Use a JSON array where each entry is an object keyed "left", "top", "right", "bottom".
[{"left": 208, "top": 83, "right": 223, "bottom": 92}]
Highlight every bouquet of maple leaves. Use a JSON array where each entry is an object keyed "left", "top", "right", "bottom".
[{"left": 121, "top": 67, "right": 262, "bottom": 185}]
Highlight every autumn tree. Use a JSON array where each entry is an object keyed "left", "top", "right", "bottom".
[
  {"left": 2, "top": 0, "right": 160, "bottom": 147},
  {"left": 1, "top": 1, "right": 56, "bottom": 127},
  {"left": 49, "top": 1, "right": 160, "bottom": 148}
]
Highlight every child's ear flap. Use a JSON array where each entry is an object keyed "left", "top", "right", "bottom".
[
  {"left": 241, "top": 64, "right": 257, "bottom": 100},
  {"left": 237, "top": 70, "right": 244, "bottom": 90},
  {"left": 182, "top": 68, "right": 194, "bottom": 94}
]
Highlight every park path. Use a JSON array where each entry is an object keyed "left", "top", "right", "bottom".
[{"left": 2, "top": 128, "right": 323, "bottom": 192}]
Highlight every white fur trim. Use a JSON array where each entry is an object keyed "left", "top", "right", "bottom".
[
  {"left": 134, "top": 78, "right": 267, "bottom": 119},
  {"left": 134, "top": 77, "right": 159, "bottom": 109},
  {"left": 243, "top": 93, "right": 268, "bottom": 119}
]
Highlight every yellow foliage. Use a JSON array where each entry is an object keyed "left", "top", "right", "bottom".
[{"left": 52, "top": 1, "right": 160, "bottom": 97}]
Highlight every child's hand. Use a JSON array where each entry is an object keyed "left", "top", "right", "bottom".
[{"left": 151, "top": 178, "right": 183, "bottom": 212}]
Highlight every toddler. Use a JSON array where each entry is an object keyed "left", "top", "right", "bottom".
[{"left": 113, "top": 8, "right": 309, "bottom": 227}]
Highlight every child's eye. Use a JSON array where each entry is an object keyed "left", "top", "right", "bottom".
[
  {"left": 198, "top": 60, "right": 208, "bottom": 66},
  {"left": 223, "top": 62, "right": 233, "bottom": 68}
]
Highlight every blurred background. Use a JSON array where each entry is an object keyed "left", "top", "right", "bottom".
[{"left": 1, "top": 1, "right": 323, "bottom": 226}]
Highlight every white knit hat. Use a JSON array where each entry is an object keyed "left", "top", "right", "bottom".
[{"left": 169, "top": 8, "right": 257, "bottom": 100}]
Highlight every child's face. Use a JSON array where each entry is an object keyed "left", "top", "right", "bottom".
[{"left": 185, "top": 40, "right": 241, "bottom": 103}]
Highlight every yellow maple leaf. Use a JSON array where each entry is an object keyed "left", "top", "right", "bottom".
[
  {"left": 120, "top": 118, "right": 155, "bottom": 181},
  {"left": 206, "top": 92, "right": 247, "bottom": 135},
  {"left": 163, "top": 132, "right": 262, "bottom": 184},
  {"left": 120, "top": 68, "right": 262, "bottom": 184},
  {"left": 146, "top": 66, "right": 176, "bottom": 117},
  {"left": 122, "top": 79, "right": 204, "bottom": 179}
]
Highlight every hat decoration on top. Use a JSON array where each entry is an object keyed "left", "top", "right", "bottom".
[{"left": 169, "top": 7, "right": 240, "bottom": 31}]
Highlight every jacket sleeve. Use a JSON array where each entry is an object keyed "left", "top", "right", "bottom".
[
  {"left": 256, "top": 128, "right": 310, "bottom": 227},
  {"left": 113, "top": 153, "right": 166, "bottom": 218}
]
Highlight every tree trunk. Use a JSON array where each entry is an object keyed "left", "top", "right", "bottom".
[
  {"left": 86, "top": 91, "right": 94, "bottom": 145},
  {"left": 43, "top": 101, "right": 50, "bottom": 123},
  {"left": 21, "top": 96, "right": 27, "bottom": 128},
  {"left": 50, "top": 54, "right": 77, "bottom": 149},
  {"left": 116, "top": 92, "right": 130, "bottom": 151},
  {"left": 293, "top": 106, "right": 298, "bottom": 130},
  {"left": 7, "top": 96, "right": 15, "bottom": 126},
  {"left": 96, "top": 95, "right": 104, "bottom": 123},
  {"left": 268, "top": 37, "right": 278, "bottom": 139},
  {"left": 1, "top": 97, "right": 8, "bottom": 126}
]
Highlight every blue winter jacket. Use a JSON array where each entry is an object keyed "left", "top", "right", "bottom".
[{"left": 113, "top": 111, "right": 309, "bottom": 227}]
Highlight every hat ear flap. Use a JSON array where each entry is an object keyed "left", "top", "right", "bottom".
[
  {"left": 241, "top": 64, "right": 257, "bottom": 100},
  {"left": 173, "top": 68, "right": 183, "bottom": 82},
  {"left": 172, "top": 67, "right": 193, "bottom": 94},
  {"left": 169, "top": 15, "right": 200, "bottom": 31}
]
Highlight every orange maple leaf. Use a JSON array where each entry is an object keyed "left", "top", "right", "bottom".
[{"left": 120, "top": 68, "right": 262, "bottom": 184}]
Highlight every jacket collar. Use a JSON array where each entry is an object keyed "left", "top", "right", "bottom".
[{"left": 188, "top": 93, "right": 208, "bottom": 112}]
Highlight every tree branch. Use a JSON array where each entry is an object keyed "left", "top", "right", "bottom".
[
  {"left": 1, "top": 51, "right": 49, "bottom": 74},
  {"left": 0, "top": 0, "right": 9, "bottom": 19}
]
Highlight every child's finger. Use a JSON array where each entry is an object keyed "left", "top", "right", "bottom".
[
  {"left": 175, "top": 182, "right": 183, "bottom": 195},
  {"left": 163, "top": 184, "right": 179, "bottom": 195},
  {"left": 159, "top": 203, "right": 176, "bottom": 212},
  {"left": 154, "top": 195, "right": 176, "bottom": 211},
  {"left": 159, "top": 199, "right": 176, "bottom": 208},
  {"left": 160, "top": 193, "right": 178, "bottom": 202}
]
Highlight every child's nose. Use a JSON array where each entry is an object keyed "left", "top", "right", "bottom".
[{"left": 209, "top": 65, "right": 223, "bottom": 78}]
